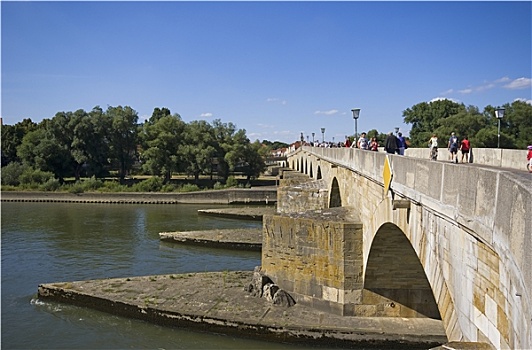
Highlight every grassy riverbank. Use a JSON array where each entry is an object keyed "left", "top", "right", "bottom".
[
  {"left": 1, "top": 187, "right": 278, "bottom": 205},
  {"left": 1, "top": 174, "right": 278, "bottom": 194}
]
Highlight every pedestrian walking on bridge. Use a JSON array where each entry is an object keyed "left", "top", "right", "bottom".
[
  {"left": 384, "top": 132, "right": 397, "bottom": 154},
  {"left": 460, "top": 136, "right": 471, "bottom": 163},
  {"left": 448, "top": 132, "right": 459, "bottom": 163}
]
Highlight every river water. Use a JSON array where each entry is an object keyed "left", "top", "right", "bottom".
[{"left": 2, "top": 201, "right": 348, "bottom": 350}]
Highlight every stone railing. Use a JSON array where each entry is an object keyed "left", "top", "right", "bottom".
[
  {"left": 404, "top": 147, "right": 527, "bottom": 170},
  {"left": 288, "top": 146, "right": 528, "bottom": 171}
]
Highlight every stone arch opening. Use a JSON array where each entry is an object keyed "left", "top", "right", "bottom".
[
  {"left": 329, "top": 177, "right": 342, "bottom": 208},
  {"left": 309, "top": 163, "right": 313, "bottom": 178},
  {"left": 300, "top": 158, "right": 304, "bottom": 173},
  {"left": 364, "top": 223, "right": 441, "bottom": 319},
  {"left": 316, "top": 166, "right": 322, "bottom": 180}
]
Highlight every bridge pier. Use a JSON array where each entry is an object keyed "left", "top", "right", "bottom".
[{"left": 263, "top": 169, "right": 441, "bottom": 318}]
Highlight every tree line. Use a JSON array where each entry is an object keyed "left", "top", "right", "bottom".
[
  {"left": 1, "top": 106, "right": 271, "bottom": 187},
  {"left": 402, "top": 99, "right": 531, "bottom": 149}
]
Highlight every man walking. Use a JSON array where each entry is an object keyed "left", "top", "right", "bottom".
[
  {"left": 397, "top": 132, "right": 406, "bottom": 155},
  {"left": 448, "top": 132, "right": 459, "bottom": 163},
  {"left": 384, "top": 132, "right": 397, "bottom": 154}
]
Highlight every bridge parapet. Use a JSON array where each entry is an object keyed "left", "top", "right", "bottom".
[{"left": 404, "top": 147, "right": 526, "bottom": 170}]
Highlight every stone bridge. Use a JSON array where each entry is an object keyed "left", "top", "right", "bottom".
[{"left": 261, "top": 146, "right": 531, "bottom": 349}]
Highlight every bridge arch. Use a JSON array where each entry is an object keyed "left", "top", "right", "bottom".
[
  {"left": 365, "top": 222, "right": 441, "bottom": 318},
  {"left": 329, "top": 178, "right": 342, "bottom": 208},
  {"left": 309, "top": 163, "right": 313, "bottom": 178},
  {"left": 316, "top": 166, "right": 322, "bottom": 180}
]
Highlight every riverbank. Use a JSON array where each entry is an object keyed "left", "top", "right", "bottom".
[
  {"left": 0, "top": 187, "right": 277, "bottom": 205},
  {"left": 38, "top": 270, "right": 448, "bottom": 349}
]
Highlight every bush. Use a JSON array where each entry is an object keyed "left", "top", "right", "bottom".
[
  {"left": 67, "top": 182, "right": 85, "bottom": 194},
  {"left": 225, "top": 176, "right": 238, "bottom": 188},
  {"left": 40, "top": 178, "right": 61, "bottom": 191},
  {"left": 99, "top": 180, "right": 129, "bottom": 192},
  {"left": 81, "top": 176, "right": 104, "bottom": 191},
  {"left": 132, "top": 176, "right": 163, "bottom": 192},
  {"left": 177, "top": 183, "right": 200, "bottom": 192},
  {"left": 19, "top": 168, "right": 55, "bottom": 186},
  {"left": 161, "top": 184, "right": 177, "bottom": 192},
  {"left": 1, "top": 162, "right": 30, "bottom": 186},
  {"left": 213, "top": 181, "right": 225, "bottom": 190}
]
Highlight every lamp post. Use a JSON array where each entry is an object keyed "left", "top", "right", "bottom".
[
  {"left": 300, "top": 132, "right": 304, "bottom": 144},
  {"left": 321, "top": 128, "right": 325, "bottom": 143},
  {"left": 495, "top": 108, "right": 505, "bottom": 148},
  {"left": 351, "top": 108, "right": 361, "bottom": 140},
  {"left": 312, "top": 132, "right": 315, "bottom": 144},
  {"left": 394, "top": 127, "right": 399, "bottom": 136}
]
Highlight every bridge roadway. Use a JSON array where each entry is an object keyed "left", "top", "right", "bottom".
[{"left": 264, "top": 146, "right": 530, "bottom": 349}]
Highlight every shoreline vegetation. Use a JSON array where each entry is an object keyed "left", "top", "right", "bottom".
[
  {"left": 1, "top": 186, "right": 278, "bottom": 205},
  {"left": 0, "top": 174, "right": 279, "bottom": 195}
]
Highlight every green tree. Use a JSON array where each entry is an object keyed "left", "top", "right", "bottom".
[
  {"left": 403, "top": 99, "right": 467, "bottom": 147},
  {"left": 106, "top": 106, "right": 139, "bottom": 183},
  {"left": 48, "top": 109, "right": 89, "bottom": 181},
  {"left": 84, "top": 106, "right": 112, "bottom": 177},
  {"left": 212, "top": 119, "right": 238, "bottom": 180},
  {"left": 223, "top": 128, "right": 249, "bottom": 174},
  {"left": 261, "top": 140, "right": 289, "bottom": 150},
  {"left": 148, "top": 107, "right": 172, "bottom": 123},
  {"left": 17, "top": 128, "right": 72, "bottom": 182},
  {"left": 242, "top": 140, "right": 266, "bottom": 181},
  {"left": 489, "top": 100, "right": 532, "bottom": 149},
  {"left": 179, "top": 120, "right": 217, "bottom": 183},
  {"left": 1, "top": 118, "right": 38, "bottom": 166},
  {"left": 140, "top": 110, "right": 185, "bottom": 183}
]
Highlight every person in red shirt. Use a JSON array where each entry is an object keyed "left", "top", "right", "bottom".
[
  {"left": 344, "top": 137, "right": 352, "bottom": 148},
  {"left": 460, "top": 136, "right": 471, "bottom": 163}
]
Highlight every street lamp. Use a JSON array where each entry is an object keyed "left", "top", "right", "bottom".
[
  {"left": 312, "top": 132, "right": 315, "bottom": 144},
  {"left": 394, "top": 127, "right": 399, "bottom": 135},
  {"left": 351, "top": 108, "right": 361, "bottom": 140},
  {"left": 321, "top": 128, "right": 325, "bottom": 143},
  {"left": 495, "top": 108, "right": 505, "bottom": 148},
  {"left": 300, "top": 132, "right": 304, "bottom": 144}
]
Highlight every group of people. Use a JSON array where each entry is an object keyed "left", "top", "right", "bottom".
[
  {"left": 306, "top": 132, "right": 532, "bottom": 171},
  {"left": 348, "top": 131, "right": 408, "bottom": 155},
  {"left": 428, "top": 132, "right": 470, "bottom": 163}
]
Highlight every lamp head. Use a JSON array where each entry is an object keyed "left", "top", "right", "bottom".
[
  {"left": 351, "top": 108, "right": 361, "bottom": 120},
  {"left": 495, "top": 108, "right": 505, "bottom": 119}
]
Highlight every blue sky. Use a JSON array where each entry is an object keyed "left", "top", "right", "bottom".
[{"left": 2, "top": 1, "right": 531, "bottom": 144}]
